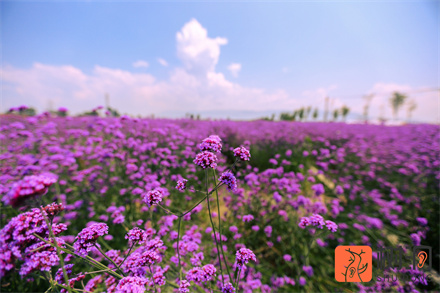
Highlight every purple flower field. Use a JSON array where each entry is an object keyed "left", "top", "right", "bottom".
[{"left": 0, "top": 114, "right": 439, "bottom": 292}]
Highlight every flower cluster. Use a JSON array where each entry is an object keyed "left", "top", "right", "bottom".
[
  {"left": 219, "top": 171, "right": 237, "bottom": 191},
  {"left": 0, "top": 206, "right": 67, "bottom": 277},
  {"left": 233, "top": 147, "right": 251, "bottom": 161},
  {"left": 236, "top": 248, "right": 257, "bottom": 267},
  {"left": 115, "top": 276, "right": 149, "bottom": 293},
  {"left": 2, "top": 174, "right": 57, "bottom": 207},
  {"left": 298, "top": 214, "right": 338, "bottom": 232},
  {"left": 55, "top": 264, "right": 74, "bottom": 283},
  {"left": 179, "top": 280, "right": 191, "bottom": 293},
  {"left": 125, "top": 227, "right": 149, "bottom": 245},
  {"left": 199, "top": 135, "right": 222, "bottom": 153},
  {"left": 193, "top": 151, "right": 218, "bottom": 169},
  {"left": 176, "top": 179, "right": 188, "bottom": 192},
  {"left": 42, "top": 202, "right": 64, "bottom": 218},
  {"left": 222, "top": 282, "right": 236, "bottom": 293},
  {"left": 141, "top": 189, "right": 164, "bottom": 207},
  {"left": 73, "top": 223, "right": 109, "bottom": 256},
  {"left": 186, "top": 264, "right": 217, "bottom": 284}
]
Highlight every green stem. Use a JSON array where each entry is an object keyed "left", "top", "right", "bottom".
[
  {"left": 213, "top": 169, "right": 231, "bottom": 286},
  {"left": 119, "top": 241, "right": 138, "bottom": 268},
  {"left": 206, "top": 170, "right": 224, "bottom": 287},
  {"left": 157, "top": 203, "right": 180, "bottom": 216},
  {"left": 40, "top": 207, "right": 72, "bottom": 293},
  {"left": 304, "top": 231, "right": 324, "bottom": 266},
  {"left": 235, "top": 266, "right": 242, "bottom": 290},
  {"left": 33, "top": 234, "right": 122, "bottom": 279},
  {"left": 149, "top": 265, "right": 157, "bottom": 293},
  {"left": 94, "top": 244, "right": 126, "bottom": 277},
  {"left": 177, "top": 216, "right": 183, "bottom": 280}
]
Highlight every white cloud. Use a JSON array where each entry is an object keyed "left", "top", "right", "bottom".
[
  {"left": 1, "top": 19, "right": 293, "bottom": 117},
  {"left": 176, "top": 18, "right": 227, "bottom": 76},
  {"left": 227, "top": 63, "right": 241, "bottom": 78},
  {"left": 132, "top": 60, "right": 149, "bottom": 68},
  {"left": 157, "top": 58, "right": 168, "bottom": 67},
  {"left": 2, "top": 18, "right": 437, "bottom": 123}
]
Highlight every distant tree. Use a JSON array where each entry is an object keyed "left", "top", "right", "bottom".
[
  {"left": 77, "top": 110, "right": 99, "bottom": 117},
  {"left": 106, "top": 107, "right": 120, "bottom": 117},
  {"left": 312, "top": 108, "right": 319, "bottom": 120},
  {"left": 341, "top": 106, "right": 350, "bottom": 121},
  {"left": 363, "top": 94, "right": 374, "bottom": 122},
  {"left": 8, "top": 106, "right": 36, "bottom": 116},
  {"left": 390, "top": 92, "right": 407, "bottom": 120},
  {"left": 305, "top": 106, "right": 312, "bottom": 121},
  {"left": 261, "top": 114, "right": 275, "bottom": 121},
  {"left": 332, "top": 109, "right": 339, "bottom": 121},
  {"left": 406, "top": 100, "right": 417, "bottom": 121},
  {"left": 280, "top": 112, "right": 292, "bottom": 121},
  {"left": 292, "top": 110, "right": 298, "bottom": 121},
  {"left": 298, "top": 108, "right": 305, "bottom": 121}
]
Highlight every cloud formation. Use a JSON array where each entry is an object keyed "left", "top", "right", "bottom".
[
  {"left": 1, "top": 19, "right": 294, "bottom": 117},
  {"left": 157, "top": 58, "right": 168, "bottom": 67},
  {"left": 227, "top": 63, "right": 242, "bottom": 78},
  {"left": 176, "top": 18, "right": 228, "bottom": 76},
  {"left": 132, "top": 60, "right": 149, "bottom": 68},
  {"left": 1, "top": 18, "right": 437, "bottom": 123}
]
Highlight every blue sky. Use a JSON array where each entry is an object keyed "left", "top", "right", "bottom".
[{"left": 1, "top": 1, "right": 439, "bottom": 122}]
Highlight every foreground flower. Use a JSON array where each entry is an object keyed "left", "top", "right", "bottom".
[
  {"left": 325, "top": 220, "right": 338, "bottom": 232},
  {"left": 0, "top": 206, "right": 67, "bottom": 277},
  {"left": 116, "top": 276, "right": 149, "bottom": 293},
  {"left": 233, "top": 147, "right": 251, "bottom": 161},
  {"left": 219, "top": 171, "right": 237, "bottom": 191},
  {"left": 236, "top": 248, "right": 257, "bottom": 267},
  {"left": 176, "top": 179, "right": 188, "bottom": 192},
  {"left": 193, "top": 151, "right": 218, "bottom": 169},
  {"left": 179, "top": 280, "right": 191, "bottom": 293},
  {"left": 185, "top": 264, "right": 217, "bottom": 284},
  {"left": 2, "top": 174, "right": 57, "bottom": 207},
  {"left": 73, "top": 223, "right": 109, "bottom": 256},
  {"left": 141, "top": 189, "right": 164, "bottom": 207},
  {"left": 222, "top": 282, "right": 236, "bottom": 293},
  {"left": 125, "top": 227, "right": 149, "bottom": 245},
  {"left": 199, "top": 135, "right": 222, "bottom": 153},
  {"left": 42, "top": 202, "right": 65, "bottom": 218},
  {"left": 298, "top": 214, "right": 338, "bottom": 233}
]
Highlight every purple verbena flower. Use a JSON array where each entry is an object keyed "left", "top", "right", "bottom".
[
  {"left": 298, "top": 217, "right": 310, "bottom": 229},
  {"left": 141, "top": 189, "right": 164, "bottom": 207},
  {"left": 222, "top": 282, "right": 236, "bottom": 293},
  {"left": 125, "top": 227, "right": 149, "bottom": 245},
  {"left": 325, "top": 220, "right": 338, "bottom": 233},
  {"left": 219, "top": 171, "right": 237, "bottom": 191},
  {"left": 242, "top": 214, "right": 254, "bottom": 222},
  {"left": 2, "top": 174, "right": 57, "bottom": 207},
  {"left": 73, "top": 223, "right": 109, "bottom": 257},
  {"left": 176, "top": 179, "right": 188, "bottom": 192},
  {"left": 233, "top": 147, "right": 251, "bottom": 161},
  {"left": 115, "top": 276, "right": 149, "bottom": 293},
  {"left": 179, "top": 280, "right": 191, "bottom": 293},
  {"left": 236, "top": 248, "right": 257, "bottom": 267},
  {"left": 193, "top": 151, "right": 218, "bottom": 169},
  {"left": 200, "top": 135, "right": 222, "bottom": 153}
]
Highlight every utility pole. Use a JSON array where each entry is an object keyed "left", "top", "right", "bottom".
[
  {"left": 324, "top": 96, "right": 329, "bottom": 122},
  {"left": 105, "top": 93, "right": 110, "bottom": 110},
  {"left": 363, "top": 94, "right": 375, "bottom": 123}
]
